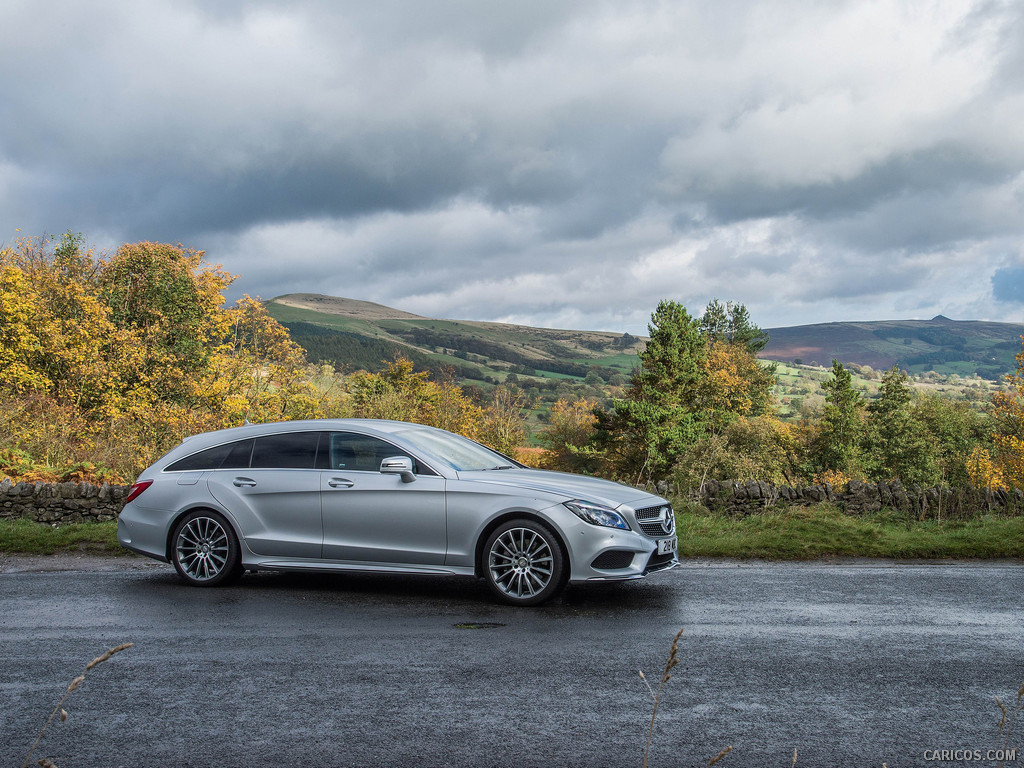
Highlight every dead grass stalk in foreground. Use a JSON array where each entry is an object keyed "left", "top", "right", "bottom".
[
  {"left": 22, "top": 642, "right": 133, "bottom": 768},
  {"left": 639, "top": 628, "right": 732, "bottom": 768},
  {"left": 995, "top": 681, "right": 1024, "bottom": 768}
]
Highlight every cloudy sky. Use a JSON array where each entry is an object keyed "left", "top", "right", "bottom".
[{"left": 2, "top": 0, "right": 1022, "bottom": 333}]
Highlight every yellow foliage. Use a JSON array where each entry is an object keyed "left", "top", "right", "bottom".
[
  {"left": 812, "top": 469, "right": 854, "bottom": 490},
  {"left": 538, "top": 397, "right": 600, "bottom": 472},
  {"left": 0, "top": 264, "right": 51, "bottom": 392},
  {"left": 0, "top": 235, "right": 532, "bottom": 482},
  {"left": 0, "top": 235, "right": 344, "bottom": 481},
  {"left": 479, "top": 386, "right": 528, "bottom": 456},
  {"left": 966, "top": 446, "right": 1005, "bottom": 489},
  {"left": 349, "top": 357, "right": 486, "bottom": 437},
  {"left": 987, "top": 335, "right": 1024, "bottom": 489},
  {"left": 698, "top": 340, "right": 775, "bottom": 429},
  {"left": 514, "top": 446, "right": 551, "bottom": 468},
  {"left": 347, "top": 357, "right": 528, "bottom": 454}
]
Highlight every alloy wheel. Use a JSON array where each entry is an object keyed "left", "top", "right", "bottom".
[
  {"left": 487, "top": 526, "right": 555, "bottom": 600},
  {"left": 175, "top": 516, "right": 231, "bottom": 582}
]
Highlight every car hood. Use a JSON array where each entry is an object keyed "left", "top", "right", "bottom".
[{"left": 454, "top": 468, "right": 660, "bottom": 509}]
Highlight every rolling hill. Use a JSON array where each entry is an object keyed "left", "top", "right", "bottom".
[
  {"left": 265, "top": 294, "right": 1024, "bottom": 382},
  {"left": 265, "top": 293, "right": 645, "bottom": 384},
  {"left": 761, "top": 315, "right": 1024, "bottom": 379}
]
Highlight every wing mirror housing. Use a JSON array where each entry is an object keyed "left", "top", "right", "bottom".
[{"left": 380, "top": 456, "right": 416, "bottom": 483}]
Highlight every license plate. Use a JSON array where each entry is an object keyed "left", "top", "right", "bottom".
[{"left": 657, "top": 537, "right": 677, "bottom": 555}]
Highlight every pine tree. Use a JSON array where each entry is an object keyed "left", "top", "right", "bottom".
[
  {"left": 865, "top": 366, "right": 934, "bottom": 484},
  {"left": 814, "top": 360, "right": 865, "bottom": 478},
  {"left": 596, "top": 300, "right": 707, "bottom": 483}
]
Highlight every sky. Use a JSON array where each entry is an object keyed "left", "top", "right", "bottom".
[{"left": 1, "top": 0, "right": 1022, "bottom": 334}]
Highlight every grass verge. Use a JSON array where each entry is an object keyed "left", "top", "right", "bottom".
[
  {"left": 3, "top": 506, "right": 1024, "bottom": 559},
  {"left": 675, "top": 503, "right": 1024, "bottom": 559},
  {"left": 0, "top": 519, "right": 123, "bottom": 555}
]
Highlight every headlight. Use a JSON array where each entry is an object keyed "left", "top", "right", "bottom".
[{"left": 563, "top": 499, "right": 630, "bottom": 530}]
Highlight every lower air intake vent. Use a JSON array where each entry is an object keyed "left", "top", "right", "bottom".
[
  {"left": 645, "top": 551, "right": 676, "bottom": 571},
  {"left": 591, "top": 550, "right": 635, "bottom": 570}
]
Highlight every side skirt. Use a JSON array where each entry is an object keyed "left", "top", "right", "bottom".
[{"left": 245, "top": 558, "right": 477, "bottom": 577}]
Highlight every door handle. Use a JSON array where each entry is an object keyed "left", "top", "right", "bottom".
[
  {"left": 232, "top": 477, "right": 257, "bottom": 487},
  {"left": 328, "top": 478, "right": 355, "bottom": 488}
]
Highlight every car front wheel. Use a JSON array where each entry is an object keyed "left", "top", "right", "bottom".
[
  {"left": 171, "top": 511, "right": 243, "bottom": 587},
  {"left": 484, "top": 519, "right": 566, "bottom": 606}
]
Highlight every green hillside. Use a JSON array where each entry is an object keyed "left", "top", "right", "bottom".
[
  {"left": 265, "top": 294, "right": 1019, "bottom": 431},
  {"left": 266, "top": 294, "right": 643, "bottom": 385},
  {"left": 267, "top": 294, "right": 1024, "bottom": 389},
  {"left": 760, "top": 315, "right": 1024, "bottom": 380}
]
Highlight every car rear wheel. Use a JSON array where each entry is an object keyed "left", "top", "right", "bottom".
[
  {"left": 484, "top": 519, "right": 566, "bottom": 606},
  {"left": 171, "top": 511, "right": 243, "bottom": 587}
]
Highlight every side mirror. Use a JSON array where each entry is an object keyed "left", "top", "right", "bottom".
[{"left": 380, "top": 456, "right": 416, "bottom": 483}]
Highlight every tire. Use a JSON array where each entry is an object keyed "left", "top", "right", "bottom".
[
  {"left": 170, "top": 510, "right": 244, "bottom": 587},
  {"left": 483, "top": 519, "right": 566, "bottom": 606}
]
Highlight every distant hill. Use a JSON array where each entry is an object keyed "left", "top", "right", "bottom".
[
  {"left": 265, "top": 294, "right": 645, "bottom": 384},
  {"left": 760, "top": 316, "right": 1024, "bottom": 379},
  {"left": 265, "top": 294, "right": 1024, "bottom": 382}
]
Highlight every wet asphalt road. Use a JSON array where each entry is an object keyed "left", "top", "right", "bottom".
[{"left": 1, "top": 558, "right": 1023, "bottom": 768}]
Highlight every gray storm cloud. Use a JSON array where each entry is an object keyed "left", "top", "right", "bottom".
[{"left": 1, "top": 0, "right": 1022, "bottom": 332}]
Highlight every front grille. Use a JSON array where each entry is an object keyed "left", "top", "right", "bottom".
[
  {"left": 590, "top": 550, "right": 636, "bottom": 570},
  {"left": 634, "top": 504, "right": 674, "bottom": 537}
]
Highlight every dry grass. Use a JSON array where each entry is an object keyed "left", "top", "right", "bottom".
[
  {"left": 640, "top": 628, "right": 732, "bottom": 767},
  {"left": 995, "top": 682, "right": 1024, "bottom": 768},
  {"left": 637, "top": 629, "right": 1023, "bottom": 767},
  {"left": 21, "top": 643, "right": 133, "bottom": 768}
]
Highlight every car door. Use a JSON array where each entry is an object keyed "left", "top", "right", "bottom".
[
  {"left": 319, "top": 431, "right": 447, "bottom": 565},
  {"left": 207, "top": 431, "right": 323, "bottom": 558}
]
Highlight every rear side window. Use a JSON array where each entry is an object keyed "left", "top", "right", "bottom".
[
  {"left": 165, "top": 438, "right": 254, "bottom": 472},
  {"left": 251, "top": 432, "right": 321, "bottom": 469}
]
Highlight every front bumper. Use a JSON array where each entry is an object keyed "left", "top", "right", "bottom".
[
  {"left": 555, "top": 496, "right": 679, "bottom": 584},
  {"left": 583, "top": 551, "right": 680, "bottom": 582}
]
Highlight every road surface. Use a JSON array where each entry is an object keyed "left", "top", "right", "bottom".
[{"left": 2, "top": 555, "right": 1022, "bottom": 767}]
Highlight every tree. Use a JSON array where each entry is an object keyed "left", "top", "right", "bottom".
[
  {"left": 480, "top": 386, "right": 528, "bottom": 456},
  {"left": 675, "top": 415, "right": 799, "bottom": 489},
  {"left": 0, "top": 233, "right": 136, "bottom": 416},
  {"left": 0, "top": 234, "right": 342, "bottom": 481},
  {"left": 347, "top": 356, "right": 527, "bottom": 452},
  {"left": 986, "top": 335, "right": 1024, "bottom": 488},
  {"left": 699, "top": 338, "right": 776, "bottom": 431},
  {"left": 595, "top": 300, "right": 708, "bottom": 483},
  {"left": 864, "top": 366, "right": 934, "bottom": 484},
  {"left": 101, "top": 242, "right": 233, "bottom": 374},
  {"left": 699, "top": 299, "right": 770, "bottom": 354},
  {"left": 811, "top": 360, "right": 865, "bottom": 480},
  {"left": 913, "top": 393, "right": 987, "bottom": 486},
  {"left": 539, "top": 397, "right": 601, "bottom": 474},
  {"left": 0, "top": 264, "right": 50, "bottom": 392}
]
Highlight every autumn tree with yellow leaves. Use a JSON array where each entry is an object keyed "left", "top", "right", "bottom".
[
  {"left": 347, "top": 356, "right": 527, "bottom": 455},
  {"left": 968, "top": 336, "right": 1024, "bottom": 489},
  {"left": 0, "top": 234, "right": 337, "bottom": 481}
]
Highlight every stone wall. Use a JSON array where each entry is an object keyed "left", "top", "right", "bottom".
[
  {"left": 4, "top": 476, "right": 1023, "bottom": 526},
  {"left": 0, "top": 478, "right": 129, "bottom": 525},
  {"left": 699, "top": 478, "right": 1024, "bottom": 519}
]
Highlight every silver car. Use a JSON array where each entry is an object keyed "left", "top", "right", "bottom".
[{"left": 118, "top": 419, "right": 679, "bottom": 605}]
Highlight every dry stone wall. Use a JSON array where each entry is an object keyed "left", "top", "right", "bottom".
[
  {"left": 3, "top": 477, "right": 1023, "bottom": 526},
  {"left": 0, "top": 478, "right": 129, "bottom": 525},
  {"left": 698, "top": 478, "right": 1024, "bottom": 519}
]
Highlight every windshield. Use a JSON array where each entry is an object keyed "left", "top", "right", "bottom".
[{"left": 394, "top": 428, "right": 516, "bottom": 471}]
